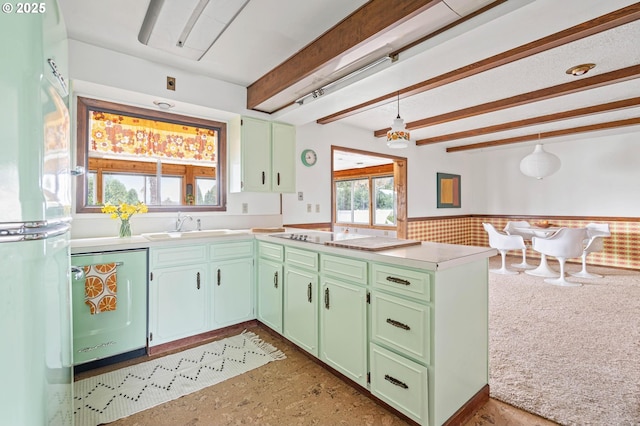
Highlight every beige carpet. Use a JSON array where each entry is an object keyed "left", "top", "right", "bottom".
[{"left": 488, "top": 257, "right": 640, "bottom": 425}]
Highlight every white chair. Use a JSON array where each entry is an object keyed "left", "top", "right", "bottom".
[
  {"left": 483, "top": 223, "right": 526, "bottom": 275},
  {"left": 504, "top": 221, "right": 536, "bottom": 269},
  {"left": 571, "top": 223, "right": 611, "bottom": 279},
  {"left": 531, "top": 227, "right": 587, "bottom": 286}
]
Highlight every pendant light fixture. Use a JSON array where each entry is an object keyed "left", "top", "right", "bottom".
[
  {"left": 386, "top": 92, "right": 409, "bottom": 149},
  {"left": 519, "top": 137, "right": 561, "bottom": 179}
]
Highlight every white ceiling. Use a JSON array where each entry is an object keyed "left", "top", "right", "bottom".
[{"left": 58, "top": 0, "right": 640, "bottom": 154}]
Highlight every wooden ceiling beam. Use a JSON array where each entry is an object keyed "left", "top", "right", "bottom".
[
  {"left": 246, "top": 0, "right": 441, "bottom": 110},
  {"left": 416, "top": 97, "right": 640, "bottom": 145},
  {"left": 318, "top": 3, "right": 640, "bottom": 126},
  {"left": 374, "top": 64, "right": 640, "bottom": 138},
  {"left": 445, "top": 117, "right": 640, "bottom": 152}
]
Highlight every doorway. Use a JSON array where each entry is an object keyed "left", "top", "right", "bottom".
[{"left": 331, "top": 146, "right": 407, "bottom": 239}]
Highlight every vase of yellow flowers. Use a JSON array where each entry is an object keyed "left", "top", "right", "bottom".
[{"left": 101, "top": 202, "right": 148, "bottom": 237}]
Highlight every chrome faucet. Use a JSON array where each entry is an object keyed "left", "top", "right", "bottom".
[{"left": 175, "top": 211, "right": 193, "bottom": 232}]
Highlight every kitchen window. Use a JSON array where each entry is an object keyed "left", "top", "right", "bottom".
[{"left": 76, "top": 97, "right": 226, "bottom": 212}]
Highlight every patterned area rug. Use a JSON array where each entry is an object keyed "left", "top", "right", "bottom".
[{"left": 74, "top": 331, "right": 286, "bottom": 426}]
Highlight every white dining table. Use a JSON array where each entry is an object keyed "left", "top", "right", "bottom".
[{"left": 515, "top": 226, "right": 562, "bottom": 277}]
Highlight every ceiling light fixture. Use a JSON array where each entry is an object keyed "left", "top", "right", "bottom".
[
  {"left": 153, "top": 100, "right": 174, "bottom": 110},
  {"left": 386, "top": 92, "right": 409, "bottom": 149},
  {"left": 565, "top": 63, "right": 595, "bottom": 76},
  {"left": 520, "top": 138, "right": 561, "bottom": 179},
  {"left": 294, "top": 55, "right": 392, "bottom": 106}
]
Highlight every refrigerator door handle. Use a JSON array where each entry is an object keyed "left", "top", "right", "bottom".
[
  {"left": 71, "top": 266, "right": 85, "bottom": 281},
  {"left": 70, "top": 166, "right": 85, "bottom": 176},
  {"left": 0, "top": 222, "right": 70, "bottom": 243},
  {"left": 47, "top": 58, "right": 69, "bottom": 96}
]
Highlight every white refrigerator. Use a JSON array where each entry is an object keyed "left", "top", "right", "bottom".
[{"left": 0, "top": 1, "right": 74, "bottom": 424}]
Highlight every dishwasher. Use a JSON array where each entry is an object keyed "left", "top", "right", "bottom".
[{"left": 71, "top": 249, "right": 148, "bottom": 369}]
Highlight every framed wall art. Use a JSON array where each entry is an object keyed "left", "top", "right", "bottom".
[{"left": 436, "top": 172, "right": 461, "bottom": 208}]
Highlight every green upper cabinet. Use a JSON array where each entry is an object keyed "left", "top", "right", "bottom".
[
  {"left": 229, "top": 116, "right": 296, "bottom": 193},
  {"left": 271, "top": 122, "right": 296, "bottom": 193}
]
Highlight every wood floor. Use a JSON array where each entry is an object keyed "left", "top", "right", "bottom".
[{"left": 75, "top": 323, "right": 557, "bottom": 426}]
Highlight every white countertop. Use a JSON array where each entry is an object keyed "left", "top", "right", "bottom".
[
  {"left": 70, "top": 232, "right": 254, "bottom": 254},
  {"left": 255, "top": 234, "right": 495, "bottom": 271},
  {"left": 71, "top": 230, "right": 495, "bottom": 271}
]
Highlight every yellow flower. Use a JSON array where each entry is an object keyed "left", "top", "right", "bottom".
[{"left": 101, "top": 202, "right": 148, "bottom": 221}]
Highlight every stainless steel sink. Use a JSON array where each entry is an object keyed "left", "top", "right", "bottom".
[{"left": 141, "top": 229, "right": 248, "bottom": 241}]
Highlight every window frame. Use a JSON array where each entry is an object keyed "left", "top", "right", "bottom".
[
  {"left": 333, "top": 167, "right": 396, "bottom": 230},
  {"left": 75, "top": 96, "right": 227, "bottom": 213}
]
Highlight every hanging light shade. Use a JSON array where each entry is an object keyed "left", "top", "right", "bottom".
[
  {"left": 519, "top": 144, "right": 561, "bottom": 179},
  {"left": 386, "top": 93, "right": 409, "bottom": 149}
]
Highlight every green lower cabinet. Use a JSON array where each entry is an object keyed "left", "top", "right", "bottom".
[
  {"left": 370, "top": 343, "right": 428, "bottom": 424},
  {"left": 149, "top": 264, "right": 208, "bottom": 346},
  {"left": 319, "top": 277, "right": 368, "bottom": 387},
  {"left": 284, "top": 266, "right": 318, "bottom": 356},
  {"left": 257, "top": 258, "right": 283, "bottom": 333},
  {"left": 211, "top": 258, "right": 254, "bottom": 328}
]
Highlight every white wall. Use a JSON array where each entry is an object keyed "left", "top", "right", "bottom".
[
  {"left": 67, "top": 40, "right": 640, "bottom": 239},
  {"left": 281, "top": 121, "right": 475, "bottom": 225},
  {"left": 67, "top": 40, "right": 283, "bottom": 238},
  {"left": 283, "top": 122, "right": 640, "bottom": 225},
  {"left": 470, "top": 128, "right": 640, "bottom": 216}
]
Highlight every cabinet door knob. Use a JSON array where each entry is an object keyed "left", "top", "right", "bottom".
[
  {"left": 262, "top": 171, "right": 266, "bottom": 185},
  {"left": 274, "top": 271, "right": 278, "bottom": 288},
  {"left": 217, "top": 268, "right": 221, "bottom": 286},
  {"left": 324, "top": 287, "right": 330, "bottom": 309},
  {"left": 196, "top": 272, "right": 201, "bottom": 289},
  {"left": 307, "top": 283, "right": 312, "bottom": 303},
  {"left": 277, "top": 172, "right": 281, "bottom": 186}
]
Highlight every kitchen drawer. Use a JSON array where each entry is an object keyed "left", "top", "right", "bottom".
[
  {"left": 210, "top": 240, "right": 254, "bottom": 261},
  {"left": 150, "top": 244, "right": 207, "bottom": 268},
  {"left": 320, "top": 254, "right": 367, "bottom": 285},
  {"left": 371, "top": 263, "right": 430, "bottom": 301},
  {"left": 371, "top": 291, "right": 430, "bottom": 364},
  {"left": 259, "top": 241, "right": 284, "bottom": 261},
  {"left": 370, "top": 343, "right": 428, "bottom": 425},
  {"left": 285, "top": 246, "right": 318, "bottom": 271}
]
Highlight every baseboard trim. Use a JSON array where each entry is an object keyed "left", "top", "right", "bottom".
[
  {"left": 256, "top": 322, "right": 490, "bottom": 426},
  {"left": 147, "top": 320, "right": 259, "bottom": 356},
  {"left": 443, "top": 384, "right": 490, "bottom": 426}
]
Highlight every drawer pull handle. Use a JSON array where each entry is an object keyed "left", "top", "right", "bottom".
[
  {"left": 277, "top": 172, "right": 281, "bottom": 186},
  {"left": 308, "top": 283, "right": 312, "bottom": 303},
  {"left": 262, "top": 171, "right": 266, "bottom": 185},
  {"left": 324, "top": 287, "right": 330, "bottom": 309},
  {"left": 384, "top": 374, "right": 408, "bottom": 389},
  {"left": 386, "top": 318, "right": 410, "bottom": 331},
  {"left": 196, "top": 272, "right": 201, "bottom": 289},
  {"left": 386, "top": 276, "right": 411, "bottom": 286},
  {"left": 274, "top": 271, "right": 278, "bottom": 288},
  {"left": 217, "top": 268, "right": 221, "bottom": 286}
]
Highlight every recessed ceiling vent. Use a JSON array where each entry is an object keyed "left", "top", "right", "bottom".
[{"left": 138, "top": 0, "right": 250, "bottom": 61}]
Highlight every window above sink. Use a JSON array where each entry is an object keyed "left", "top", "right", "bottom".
[{"left": 75, "top": 97, "right": 227, "bottom": 213}]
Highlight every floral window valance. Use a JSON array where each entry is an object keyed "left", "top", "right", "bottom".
[{"left": 89, "top": 110, "right": 217, "bottom": 164}]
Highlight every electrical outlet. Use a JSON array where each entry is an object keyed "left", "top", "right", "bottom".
[
  {"left": 315, "top": 204, "right": 320, "bottom": 213},
  {"left": 166, "top": 76, "right": 176, "bottom": 91},
  {"left": 307, "top": 204, "right": 312, "bottom": 213},
  {"left": 298, "top": 192, "right": 304, "bottom": 201},
  {"left": 242, "top": 203, "right": 248, "bottom": 214}
]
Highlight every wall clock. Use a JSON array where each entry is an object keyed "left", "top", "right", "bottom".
[{"left": 301, "top": 149, "right": 317, "bottom": 167}]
